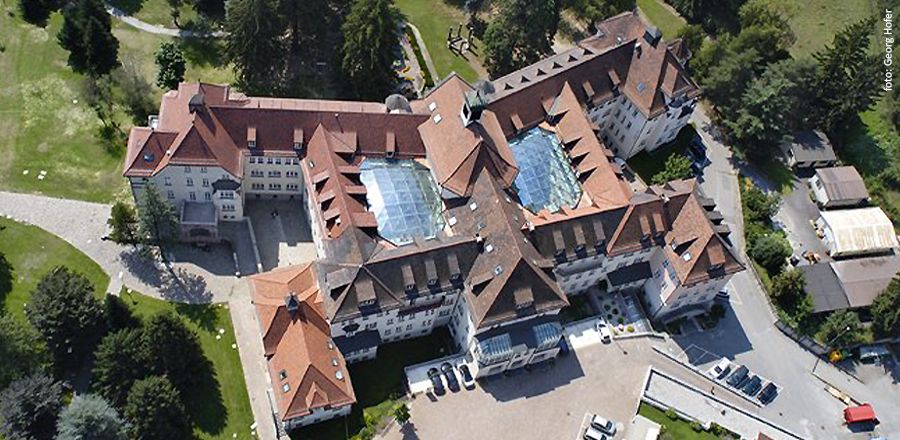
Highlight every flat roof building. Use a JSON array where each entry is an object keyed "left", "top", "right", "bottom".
[
  {"left": 782, "top": 130, "right": 837, "bottom": 168},
  {"left": 799, "top": 255, "right": 900, "bottom": 313}
]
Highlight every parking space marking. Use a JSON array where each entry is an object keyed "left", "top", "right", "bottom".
[{"left": 574, "top": 412, "right": 591, "bottom": 440}]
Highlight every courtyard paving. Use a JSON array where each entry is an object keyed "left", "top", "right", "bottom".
[{"left": 244, "top": 199, "right": 317, "bottom": 271}]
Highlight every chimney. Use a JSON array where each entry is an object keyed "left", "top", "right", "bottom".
[
  {"left": 635, "top": 41, "right": 642, "bottom": 57},
  {"left": 461, "top": 90, "right": 486, "bottom": 126}
]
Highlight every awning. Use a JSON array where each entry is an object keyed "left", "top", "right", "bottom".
[{"left": 844, "top": 404, "right": 877, "bottom": 424}]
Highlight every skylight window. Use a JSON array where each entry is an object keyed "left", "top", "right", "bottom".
[
  {"left": 360, "top": 158, "right": 446, "bottom": 245},
  {"left": 509, "top": 127, "right": 583, "bottom": 214}
]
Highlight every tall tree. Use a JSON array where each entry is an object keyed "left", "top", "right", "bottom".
[
  {"left": 92, "top": 328, "right": 149, "bottom": 407},
  {"left": 651, "top": 154, "right": 694, "bottom": 185},
  {"left": 154, "top": 42, "right": 186, "bottom": 91},
  {"left": 19, "top": 0, "right": 57, "bottom": 26},
  {"left": 675, "top": 24, "right": 705, "bottom": 58},
  {"left": 726, "top": 58, "right": 818, "bottom": 158},
  {"left": 820, "top": 310, "right": 862, "bottom": 348},
  {"left": 125, "top": 376, "right": 192, "bottom": 440},
  {"left": 224, "top": 0, "right": 286, "bottom": 94},
  {"left": 137, "top": 184, "right": 178, "bottom": 245},
  {"left": 108, "top": 201, "right": 140, "bottom": 245},
  {"left": 812, "top": 18, "right": 883, "bottom": 132},
  {"left": 0, "top": 314, "right": 50, "bottom": 389},
  {"left": 58, "top": 0, "right": 120, "bottom": 77},
  {"left": 279, "top": 0, "right": 332, "bottom": 53},
  {"left": 484, "top": 0, "right": 561, "bottom": 77},
  {"left": 561, "top": 0, "right": 633, "bottom": 32},
  {"left": 26, "top": 267, "right": 105, "bottom": 371},
  {"left": 56, "top": 395, "right": 129, "bottom": 440},
  {"left": 748, "top": 233, "right": 791, "bottom": 274},
  {"left": 0, "top": 373, "right": 63, "bottom": 440},
  {"left": 143, "top": 312, "right": 206, "bottom": 393},
  {"left": 871, "top": 276, "right": 900, "bottom": 338},
  {"left": 340, "top": 0, "right": 399, "bottom": 99}
]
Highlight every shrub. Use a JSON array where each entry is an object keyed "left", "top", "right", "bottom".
[
  {"left": 690, "top": 421, "right": 704, "bottom": 432},
  {"left": 626, "top": 325, "right": 635, "bottom": 333},
  {"left": 664, "top": 408, "right": 678, "bottom": 420},
  {"left": 748, "top": 233, "right": 791, "bottom": 274},
  {"left": 617, "top": 317, "right": 625, "bottom": 324}
]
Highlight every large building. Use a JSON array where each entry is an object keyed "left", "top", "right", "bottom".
[{"left": 124, "top": 12, "right": 741, "bottom": 430}]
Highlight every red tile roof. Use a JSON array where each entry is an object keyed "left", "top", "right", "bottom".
[{"left": 249, "top": 264, "right": 356, "bottom": 421}]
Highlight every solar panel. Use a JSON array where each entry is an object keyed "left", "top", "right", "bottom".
[
  {"left": 509, "top": 127, "right": 582, "bottom": 214},
  {"left": 360, "top": 158, "right": 446, "bottom": 245}
]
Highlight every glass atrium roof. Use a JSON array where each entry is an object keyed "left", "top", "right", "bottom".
[
  {"left": 509, "top": 127, "right": 582, "bottom": 214},
  {"left": 359, "top": 158, "right": 445, "bottom": 245}
]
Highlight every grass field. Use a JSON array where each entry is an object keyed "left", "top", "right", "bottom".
[
  {"left": 0, "top": 5, "right": 233, "bottom": 203},
  {"left": 784, "top": 0, "right": 872, "bottom": 57},
  {"left": 394, "top": 0, "right": 479, "bottom": 83},
  {"left": 636, "top": 0, "right": 685, "bottom": 39},
  {"left": 120, "top": 288, "right": 255, "bottom": 440},
  {"left": 638, "top": 403, "right": 724, "bottom": 439},
  {"left": 0, "top": 217, "right": 109, "bottom": 320}
]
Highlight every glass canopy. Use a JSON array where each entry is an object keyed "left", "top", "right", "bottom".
[
  {"left": 476, "top": 334, "right": 513, "bottom": 366},
  {"left": 509, "top": 127, "right": 582, "bottom": 214},
  {"left": 359, "top": 158, "right": 445, "bottom": 245}
]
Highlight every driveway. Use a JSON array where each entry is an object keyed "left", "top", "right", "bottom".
[{"left": 773, "top": 174, "right": 831, "bottom": 264}]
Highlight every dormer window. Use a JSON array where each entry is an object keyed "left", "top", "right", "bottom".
[
  {"left": 554, "top": 249, "right": 567, "bottom": 263},
  {"left": 247, "top": 127, "right": 257, "bottom": 149},
  {"left": 574, "top": 244, "right": 586, "bottom": 257},
  {"left": 293, "top": 128, "right": 303, "bottom": 151}
]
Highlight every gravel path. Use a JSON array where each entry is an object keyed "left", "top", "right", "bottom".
[{"left": 106, "top": 4, "right": 225, "bottom": 37}]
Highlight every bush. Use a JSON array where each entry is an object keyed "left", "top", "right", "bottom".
[
  {"left": 665, "top": 407, "right": 678, "bottom": 420},
  {"left": 626, "top": 325, "right": 635, "bottom": 333},
  {"left": 748, "top": 233, "right": 791, "bottom": 274},
  {"left": 690, "top": 421, "right": 704, "bottom": 432}
]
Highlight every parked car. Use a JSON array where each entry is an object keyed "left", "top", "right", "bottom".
[
  {"left": 758, "top": 382, "right": 778, "bottom": 404},
  {"left": 716, "top": 288, "right": 730, "bottom": 300},
  {"left": 595, "top": 320, "right": 612, "bottom": 343},
  {"left": 613, "top": 157, "right": 627, "bottom": 169},
  {"left": 708, "top": 358, "right": 732, "bottom": 380},
  {"left": 726, "top": 365, "right": 749, "bottom": 387},
  {"left": 428, "top": 368, "right": 445, "bottom": 396},
  {"left": 589, "top": 415, "right": 617, "bottom": 436},
  {"left": 742, "top": 375, "right": 763, "bottom": 396},
  {"left": 441, "top": 362, "right": 460, "bottom": 392},
  {"left": 459, "top": 364, "right": 476, "bottom": 390},
  {"left": 583, "top": 426, "right": 609, "bottom": 440}
]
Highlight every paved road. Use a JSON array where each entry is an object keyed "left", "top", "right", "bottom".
[
  {"left": 0, "top": 191, "right": 281, "bottom": 440},
  {"left": 680, "top": 109, "right": 900, "bottom": 439},
  {"left": 773, "top": 174, "right": 831, "bottom": 263},
  {"left": 106, "top": 4, "right": 225, "bottom": 37}
]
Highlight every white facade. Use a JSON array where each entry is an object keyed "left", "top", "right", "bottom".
[
  {"left": 283, "top": 403, "right": 352, "bottom": 430},
  {"left": 589, "top": 92, "right": 696, "bottom": 160},
  {"left": 642, "top": 249, "right": 727, "bottom": 320}
]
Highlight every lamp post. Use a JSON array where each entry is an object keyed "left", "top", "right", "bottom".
[{"left": 812, "top": 325, "right": 851, "bottom": 374}]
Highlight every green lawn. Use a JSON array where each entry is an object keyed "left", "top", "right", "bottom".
[
  {"left": 627, "top": 124, "right": 697, "bottom": 183},
  {"left": 394, "top": 0, "right": 479, "bottom": 83},
  {"left": 0, "top": 6, "right": 233, "bottom": 203},
  {"left": 293, "top": 329, "right": 455, "bottom": 440},
  {"left": 120, "top": 288, "right": 255, "bottom": 440},
  {"left": 784, "top": 0, "right": 872, "bottom": 57},
  {"left": 0, "top": 217, "right": 109, "bottom": 320},
  {"left": 637, "top": 403, "right": 724, "bottom": 440},
  {"left": 110, "top": 0, "right": 200, "bottom": 29},
  {"left": 636, "top": 0, "right": 685, "bottom": 39}
]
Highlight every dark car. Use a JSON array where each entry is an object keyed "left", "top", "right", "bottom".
[
  {"left": 726, "top": 365, "right": 749, "bottom": 387},
  {"left": 758, "top": 383, "right": 778, "bottom": 404},
  {"left": 428, "top": 368, "right": 445, "bottom": 396},
  {"left": 441, "top": 362, "right": 460, "bottom": 392},
  {"left": 742, "top": 375, "right": 762, "bottom": 396}
]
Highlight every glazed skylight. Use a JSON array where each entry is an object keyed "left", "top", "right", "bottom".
[
  {"left": 509, "top": 127, "right": 582, "bottom": 213},
  {"left": 360, "top": 158, "right": 445, "bottom": 245}
]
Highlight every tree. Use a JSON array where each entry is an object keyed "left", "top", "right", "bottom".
[
  {"left": 92, "top": 328, "right": 149, "bottom": 407},
  {"left": 561, "top": 0, "right": 633, "bottom": 32},
  {"left": 0, "top": 373, "right": 63, "bottom": 440},
  {"left": 812, "top": 19, "right": 883, "bottom": 133},
  {"left": 26, "top": 267, "right": 105, "bottom": 371},
  {"left": 393, "top": 403, "right": 410, "bottom": 425},
  {"left": 19, "top": 0, "right": 57, "bottom": 26},
  {"left": 104, "top": 294, "right": 141, "bottom": 333},
  {"left": 143, "top": 312, "right": 206, "bottom": 393},
  {"left": 0, "top": 314, "right": 50, "bottom": 390},
  {"left": 224, "top": 0, "right": 286, "bottom": 94},
  {"left": 155, "top": 42, "right": 186, "bottom": 91},
  {"left": 278, "top": 0, "right": 334, "bottom": 53},
  {"left": 737, "top": 0, "right": 795, "bottom": 49},
  {"left": 137, "top": 184, "right": 178, "bottom": 246},
  {"left": 340, "top": 0, "right": 399, "bottom": 99},
  {"left": 871, "top": 276, "right": 900, "bottom": 338},
  {"left": 741, "top": 184, "right": 778, "bottom": 225},
  {"left": 772, "top": 269, "right": 804, "bottom": 301},
  {"left": 725, "top": 58, "right": 818, "bottom": 158},
  {"left": 125, "top": 376, "right": 192, "bottom": 440},
  {"left": 58, "top": 0, "right": 120, "bottom": 77},
  {"left": 111, "top": 61, "right": 158, "bottom": 125},
  {"left": 108, "top": 202, "right": 140, "bottom": 245},
  {"left": 820, "top": 310, "right": 862, "bottom": 348},
  {"left": 56, "top": 395, "right": 129, "bottom": 440},
  {"left": 675, "top": 24, "right": 705, "bottom": 58},
  {"left": 748, "top": 233, "right": 791, "bottom": 274},
  {"left": 483, "top": 0, "right": 560, "bottom": 77},
  {"left": 651, "top": 154, "right": 694, "bottom": 185}
]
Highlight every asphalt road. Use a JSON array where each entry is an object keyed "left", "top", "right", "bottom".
[{"left": 684, "top": 108, "right": 900, "bottom": 439}]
